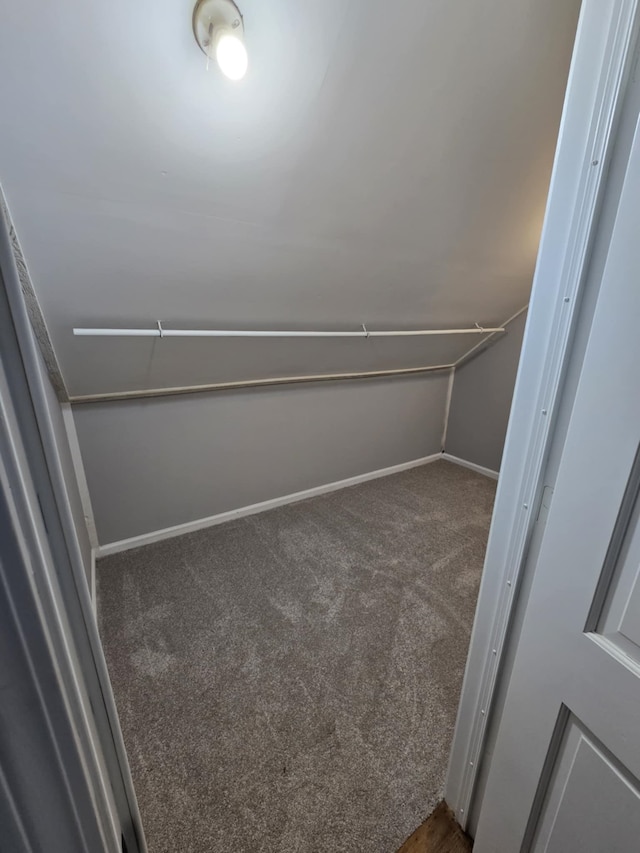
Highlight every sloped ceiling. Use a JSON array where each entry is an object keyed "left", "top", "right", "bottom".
[{"left": 0, "top": 0, "right": 580, "bottom": 395}]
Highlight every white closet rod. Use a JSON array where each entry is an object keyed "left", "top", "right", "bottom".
[{"left": 73, "top": 325, "right": 504, "bottom": 338}]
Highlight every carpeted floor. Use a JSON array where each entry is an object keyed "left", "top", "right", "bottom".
[{"left": 98, "top": 459, "right": 495, "bottom": 853}]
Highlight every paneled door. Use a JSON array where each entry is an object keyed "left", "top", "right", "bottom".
[{"left": 473, "top": 108, "right": 640, "bottom": 850}]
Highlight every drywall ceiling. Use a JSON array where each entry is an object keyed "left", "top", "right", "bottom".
[{"left": 0, "top": 0, "right": 580, "bottom": 395}]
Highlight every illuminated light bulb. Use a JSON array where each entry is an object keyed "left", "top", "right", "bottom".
[
  {"left": 214, "top": 29, "right": 248, "bottom": 80},
  {"left": 193, "top": 0, "right": 248, "bottom": 82}
]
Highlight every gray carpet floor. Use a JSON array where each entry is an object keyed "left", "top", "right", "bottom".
[{"left": 98, "top": 460, "right": 496, "bottom": 853}]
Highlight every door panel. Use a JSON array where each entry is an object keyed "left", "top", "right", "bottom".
[
  {"left": 597, "top": 479, "right": 640, "bottom": 662},
  {"left": 474, "top": 93, "right": 640, "bottom": 851},
  {"left": 531, "top": 717, "right": 640, "bottom": 853}
]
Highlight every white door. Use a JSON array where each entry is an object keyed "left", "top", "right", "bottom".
[{"left": 473, "top": 110, "right": 640, "bottom": 850}]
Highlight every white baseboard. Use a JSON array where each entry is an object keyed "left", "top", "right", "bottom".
[
  {"left": 441, "top": 452, "right": 499, "bottom": 480},
  {"left": 98, "top": 452, "right": 444, "bottom": 558}
]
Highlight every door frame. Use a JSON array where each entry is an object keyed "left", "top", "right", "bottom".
[
  {"left": 446, "top": 0, "right": 640, "bottom": 829},
  {"left": 0, "top": 209, "right": 145, "bottom": 850}
]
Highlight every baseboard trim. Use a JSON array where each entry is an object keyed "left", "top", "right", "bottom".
[
  {"left": 97, "top": 452, "right": 444, "bottom": 558},
  {"left": 441, "top": 453, "right": 499, "bottom": 480}
]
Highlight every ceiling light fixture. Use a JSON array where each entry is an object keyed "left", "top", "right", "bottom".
[{"left": 193, "top": 0, "right": 248, "bottom": 81}]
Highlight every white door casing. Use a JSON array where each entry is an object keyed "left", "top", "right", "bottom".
[
  {"left": 0, "top": 194, "right": 145, "bottom": 849},
  {"left": 473, "top": 90, "right": 640, "bottom": 852}
]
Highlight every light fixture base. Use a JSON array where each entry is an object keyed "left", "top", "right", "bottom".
[{"left": 193, "top": 0, "right": 244, "bottom": 58}]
